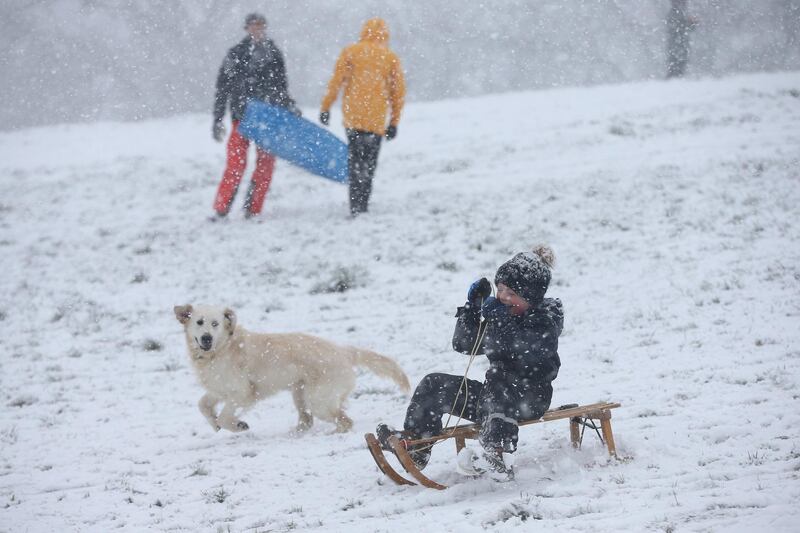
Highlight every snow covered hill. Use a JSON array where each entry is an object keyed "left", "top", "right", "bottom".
[{"left": 1, "top": 72, "right": 799, "bottom": 532}]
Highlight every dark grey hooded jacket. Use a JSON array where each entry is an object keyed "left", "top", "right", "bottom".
[{"left": 213, "top": 36, "right": 297, "bottom": 122}]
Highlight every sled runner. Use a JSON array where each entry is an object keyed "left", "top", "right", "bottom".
[
  {"left": 238, "top": 101, "right": 349, "bottom": 183},
  {"left": 365, "top": 401, "right": 621, "bottom": 490}
]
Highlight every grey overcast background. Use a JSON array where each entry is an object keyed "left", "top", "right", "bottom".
[{"left": 1, "top": 0, "right": 798, "bottom": 131}]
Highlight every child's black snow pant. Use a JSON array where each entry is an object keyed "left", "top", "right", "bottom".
[
  {"left": 403, "top": 371, "right": 552, "bottom": 453},
  {"left": 346, "top": 129, "right": 382, "bottom": 215}
]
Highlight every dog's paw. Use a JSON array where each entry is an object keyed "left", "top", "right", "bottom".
[
  {"left": 295, "top": 418, "right": 313, "bottom": 433},
  {"left": 235, "top": 421, "right": 250, "bottom": 431}
]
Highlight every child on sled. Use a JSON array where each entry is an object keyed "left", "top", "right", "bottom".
[{"left": 376, "top": 245, "right": 563, "bottom": 480}]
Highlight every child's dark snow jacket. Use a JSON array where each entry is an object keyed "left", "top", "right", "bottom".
[{"left": 453, "top": 297, "right": 563, "bottom": 392}]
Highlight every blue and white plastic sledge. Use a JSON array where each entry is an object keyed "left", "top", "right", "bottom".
[{"left": 238, "top": 101, "right": 348, "bottom": 184}]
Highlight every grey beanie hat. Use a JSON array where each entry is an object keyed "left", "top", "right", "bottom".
[
  {"left": 244, "top": 12, "right": 266, "bottom": 27},
  {"left": 494, "top": 245, "right": 555, "bottom": 305}
]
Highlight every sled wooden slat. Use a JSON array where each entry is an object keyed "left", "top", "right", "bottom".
[
  {"left": 364, "top": 433, "right": 416, "bottom": 486},
  {"left": 365, "top": 401, "right": 622, "bottom": 489},
  {"left": 388, "top": 436, "right": 447, "bottom": 490},
  {"left": 405, "top": 401, "right": 621, "bottom": 450}
]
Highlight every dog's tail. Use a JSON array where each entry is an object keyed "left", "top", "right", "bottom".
[{"left": 351, "top": 349, "right": 411, "bottom": 393}]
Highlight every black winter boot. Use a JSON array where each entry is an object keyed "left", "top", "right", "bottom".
[{"left": 376, "top": 424, "right": 431, "bottom": 470}]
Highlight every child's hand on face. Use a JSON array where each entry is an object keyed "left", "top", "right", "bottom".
[{"left": 481, "top": 296, "right": 509, "bottom": 320}]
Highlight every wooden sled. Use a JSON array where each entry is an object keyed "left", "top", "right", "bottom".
[{"left": 365, "top": 401, "right": 622, "bottom": 490}]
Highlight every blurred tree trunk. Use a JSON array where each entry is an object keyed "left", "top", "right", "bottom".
[{"left": 665, "top": 0, "right": 696, "bottom": 78}]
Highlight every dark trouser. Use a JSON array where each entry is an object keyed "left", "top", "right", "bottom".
[
  {"left": 346, "top": 129, "right": 382, "bottom": 215},
  {"left": 403, "top": 371, "right": 552, "bottom": 453}
]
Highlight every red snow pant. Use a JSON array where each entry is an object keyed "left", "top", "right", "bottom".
[{"left": 213, "top": 120, "right": 276, "bottom": 216}]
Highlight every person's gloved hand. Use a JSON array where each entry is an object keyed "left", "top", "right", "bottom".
[
  {"left": 481, "top": 296, "right": 508, "bottom": 320},
  {"left": 385, "top": 125, "right": 397, "bottom": 140},
  {"left": 319, "top": 111, "right": 330, "bottom": 126},
  {"left": 467, "top": 278, "right": 492, "bottom": 305},
  {"left": 212, "top": 120, "right": 226, "bottom": 142}
]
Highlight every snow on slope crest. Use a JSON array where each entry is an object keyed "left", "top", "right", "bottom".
[{"left": 1, "top": 72, "right": 799, "bottom": 532}]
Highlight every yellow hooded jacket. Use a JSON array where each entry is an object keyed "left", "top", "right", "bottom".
[{"left": 321, "top": 18, "right": 406, "bottom": 136}]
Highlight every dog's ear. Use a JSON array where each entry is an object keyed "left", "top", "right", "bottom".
[
  {"left": 223, "top": 308, "right": 236, "bottom": 333},
  {"left": 174, "top": 305, "right": 193, "bottom": 325}
]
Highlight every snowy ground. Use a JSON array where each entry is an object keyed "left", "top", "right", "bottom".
[{"left": 1, "top": 71, "right": 799, "bottom": 532}]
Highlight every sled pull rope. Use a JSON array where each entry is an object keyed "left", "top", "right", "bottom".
[
  {"left": 404, "top": 294, "right": 489, "bottom": 455},
  {"left": 441, "top": 296, "right": 490, "bottom": 440}
]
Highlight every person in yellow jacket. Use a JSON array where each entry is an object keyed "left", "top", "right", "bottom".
[{"left": 319, "top": 18, "right": 406, "bottom": 216}]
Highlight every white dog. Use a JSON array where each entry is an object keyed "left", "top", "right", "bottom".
[{"left": 174, "top": 304, "right": 410, "bottom": 433}]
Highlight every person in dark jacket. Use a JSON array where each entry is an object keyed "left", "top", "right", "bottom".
[
  {"left": 211, "top": 12, "right": 300, "bottom": 220},
  {"left": 377, "top": 246, "right": 563, "bottom": 479}
]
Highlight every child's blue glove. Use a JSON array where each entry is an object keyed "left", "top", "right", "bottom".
[{"left": 467, "top": 278, "right": 492, "bottom": 305}]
